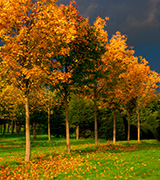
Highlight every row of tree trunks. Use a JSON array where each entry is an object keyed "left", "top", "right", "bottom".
[
  {"left": 0, "top": 114, "right": 141, "bottom": 144},
  {"left": 2, "top": 121, "right": 23, "bottom": 135}
]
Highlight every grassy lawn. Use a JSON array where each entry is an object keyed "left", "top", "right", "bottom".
[{"left": 0, "top": 134, "right": 160, "bottom": 179}]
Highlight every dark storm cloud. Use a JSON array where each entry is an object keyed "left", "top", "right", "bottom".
[
  {"left": 58, "top": 0, "right": 160, "bottom": 72},
  {"left": 58, "top": 0, "right": 160, "bottom": 45}
]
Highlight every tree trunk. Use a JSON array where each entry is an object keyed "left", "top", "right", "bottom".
[
  {"left": 23, "top": 124, "right": 25, "bottom": 134},
  {"left": 17, "top": 125, "right": 21, "bottom": 135},
  {"left": 7, "top": 123, "right": 10, "bottom": 133},
  {"left": 113, "top": 109, "right": 116, "bottom": 145},
  {"left": 94, "top": 100, "right": 98, "bottom": 146},
  {"left": 137, "top": 108, "right": 140, "bottom": 142},
  {"left": 0, "top": 125, "right": 2, "bottom": 133},
  {"left": 76, "top": 125, "right": 79, "bottom": 140},
  {"left": 3, "top": 122, "right": 6, "bottom": 137},
  {"left": 15, "top": 121, "right": 17, "bottom": 133},
  {"left": 127, "top": 112, "right": 130, "bottom": 142},
  {"left": 17, "top": 121, "right": 21, "bottom": 135},
  {"left": 64, "top": 89, "right": 70, "bottom": 152},
  {"left": 11, "top": 120, "right": 14, "bottom": 134},
  {"left": 25, "top": 93, "right": 31, "bottom": 161},
  {"left": 33, "top": 122, "right": 36, "bottom": 139},
  {"left": 48, "top": 107, "right": 51, "bottom": 141}
]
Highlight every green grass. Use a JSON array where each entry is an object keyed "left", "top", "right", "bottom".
[{"left": 0, "top": 134, "right": 160, "bottom": 179}]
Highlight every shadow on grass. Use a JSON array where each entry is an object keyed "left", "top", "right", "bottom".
[
  {"left": 1, "top": 133, "right": 160, "bottom": 156},
  {"left": 70, "top": 141, "right": 160, "bottom": 156}
]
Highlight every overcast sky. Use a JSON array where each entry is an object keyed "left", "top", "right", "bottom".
[{"left": 58, "top": 0, "right": 160, "bottom": 73}]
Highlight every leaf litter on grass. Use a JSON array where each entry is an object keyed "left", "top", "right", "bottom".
[{"left": 0, "top": 138, "right": 160, "bottom": 180}]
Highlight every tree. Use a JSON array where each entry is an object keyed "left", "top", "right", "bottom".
[
  {"left": 119, "top": 56, "right": 160, "bottom": 142},
  {"left": 0, "top": 84, "right": 24, "bottom": 136},
  {"left": 73, "top": 17, "right": 109, "bottom": 146},
  {"left": 100, "top": 31, "right": 135, "bottom": 144},
  {"left": 0, "top": 0, "right": 80, "bottom": 160}
]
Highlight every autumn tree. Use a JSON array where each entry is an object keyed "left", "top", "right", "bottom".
[
  {"left": 119, "top": 56, "right": 160, "bottom": 142},
  {"left": 100, "top": 32, "right": 135, "bottom": 144},
  {"left": 114, "top": 53, "right": 139, "bottom": 142},
  {"left": 0, "top": 0, "right": 80, "bottom": 160}
]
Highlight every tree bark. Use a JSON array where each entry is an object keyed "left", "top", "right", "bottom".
[
  {"left": 15, "top": 121, "right": 17, "bottom": 133},
  {"left": 11, "top": 120, "right": 14, "bottom": 134},
  {"left": 0, "top": 124, "right": 2, "bottom": 133},
  {"left": 113, "top": 109, "right": 116, "bottom": 145},
  {"left": 94, "top": 99, "right": 98, "bottom": 146},
  {"left": 17, "top": 121, "right": 21, "bottom": 135},
  {"left": 0, "top": 125, "right": 2, "bottom": 133},
  {"left": 3, "top": 122, "right": 6, "bottom": 137},
  {"left": 25, "top": 93, "right": 31, "bottom": 161},
  {"left": 127, "top": 112, "right": 130, "bottom": 142},
  {"left": 64, "top": 89, "right": 70, "bottom": 152},
  {"left": 76, "top": 125, "right": 79, "bottom": 140},
  {"left": 33, "top": 122, "right": 36, "bottom": 139},
  {"left": 23, "top": 124, "right": 25, "bottom": 134},
  {"left": 48, "top": 107, "right": 51, "bottom": 141},
  {"left": 7, "top": 123, "right": 10, "bottom": 133},
  {"left": 137, "top": 108, "right": 140, "bottom": 142}
]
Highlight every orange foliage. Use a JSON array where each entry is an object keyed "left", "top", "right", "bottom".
[{"left": 0, "top": 0, "right": 80, "bottom": 93}]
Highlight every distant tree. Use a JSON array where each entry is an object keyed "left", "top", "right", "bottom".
[
  {"left": 0, "top": 84, "right": 24, "bottom": 135},
  {"left": 119, "top": 56, "right": 160, "bottom": 142},
  {"left": 69, "top": 94, "right": 94, "bottom": 139},
  {"left": 30, "top": 87, "right": 62, "bottom": 141}
]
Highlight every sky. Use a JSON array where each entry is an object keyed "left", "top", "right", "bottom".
[{"left": 58, "top": 0, "right": 160, "bottom": 73}]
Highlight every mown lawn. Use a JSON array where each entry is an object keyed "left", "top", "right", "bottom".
[{"left": 0, "top": 134, "right": 160, "bottom": 179}]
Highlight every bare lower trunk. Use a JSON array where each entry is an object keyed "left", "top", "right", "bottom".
[
  {"left": 0, "top": 125, "right": 2, "bottom": 133},
  {"left": 137, "top": 109, "right": 140, "bottom": 142},
  {"left": 25, "top": 93, "right": 31, "bottom": 161},
  {"left": 127, "top": 112, "right": 130, "bottom": 142},
  {"left": 94, "top": 100, "right": 98, "bottom": 146},
  {"left": 15, "top": 121, "right": 17, "bottom": 133},
  {"left": 65, "top": 90, "right": 70, "bottom": 152},
  {"left": 23, "top": 124, "right": 25, "bottom": 134},
  {"left": 3, "top": 122, "right": 6, "bottom": 137},
  {"left": 11, "top": 120, "right": 14, "bottom": 134},
  {"left": 17, "top": 122, "right": 21, "bottom": 135},
  {"left": 7, "top": 123, "right": 10, "bottom": 133},
  {"left": 113, "top": 109, "right": 116, "bottom": 145},
  {"left": 48, "top": 107, "right": 51, "bottom": 141},
  {"left": 76, "top": 125, "right": 79, "bottom": 140},
  {"left": 33, "top": 122, "right": 36, "bottom": 139}
]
